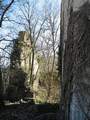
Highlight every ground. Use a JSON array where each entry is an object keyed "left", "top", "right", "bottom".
[{"left": 0, "top": 103, "right": 59, "bottom": 120}]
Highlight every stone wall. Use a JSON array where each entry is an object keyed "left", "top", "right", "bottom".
[{"left": 59, "top": 0, "right": 90, "bottom": 120}]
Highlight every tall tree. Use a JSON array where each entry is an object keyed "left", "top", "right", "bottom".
[{"left": 0, "top": 65, "right": 4, "bottom": 106}]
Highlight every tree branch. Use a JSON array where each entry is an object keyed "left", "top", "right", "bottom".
[{"left": 0, "top": 0, "right": 14, "bottom": 27}]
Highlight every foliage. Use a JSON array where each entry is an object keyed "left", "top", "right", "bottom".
[
  {"left": 6, "top": 68, "right": 28, "bottom": 101},
  {"left": 34, "top": 57, "right": 60, "bottom": 103},
  {"left": 10, "top": 39, "right": 21, "bottom": 69}
]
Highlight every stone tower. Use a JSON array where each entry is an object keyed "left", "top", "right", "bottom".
[{"left": 10, "top": 31, "right": 38, "bottom": 88}]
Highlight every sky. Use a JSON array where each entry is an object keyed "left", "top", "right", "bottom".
[{"left": 0, "top": 0, "right": 61, "bottom": 66}]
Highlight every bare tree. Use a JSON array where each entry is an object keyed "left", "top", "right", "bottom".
[
  {"left": 0, "top": 0, "right": 14, "bottom": 27},
  {"left": 38, "top": 1, "right": 60, "bottom": 101},
  {"left": 0, "top": 63, "right": 4, "bottom": 106},
  {"left": 12, "top": 0, "right": 46, "bottom": 87}
]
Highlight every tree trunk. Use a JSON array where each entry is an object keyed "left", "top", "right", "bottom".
[
  {"left": 0, "top": 67, "right": 4, "bottom": 107},
  {"left": 59, "top": 0, "right": 90, "bottom": 120},
  {"left": 30, "top": 47, "right": 35, "bottom": 86}
]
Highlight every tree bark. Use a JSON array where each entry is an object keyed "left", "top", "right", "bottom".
[{"left": 0, "top": 67, "right": 4, "bottom": 106}]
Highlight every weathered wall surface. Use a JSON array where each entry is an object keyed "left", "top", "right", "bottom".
[
  {"left": 59, "top": 0, "right": 90, "bottom": 120},
  {"left": 20, "top": 32, "right": 39, "bottom": 83}
]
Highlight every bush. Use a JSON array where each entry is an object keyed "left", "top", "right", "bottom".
[{"left": 6, "top": 68, "right": 29, "bottom": 102}]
